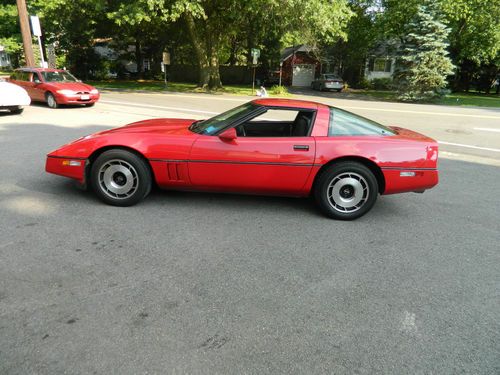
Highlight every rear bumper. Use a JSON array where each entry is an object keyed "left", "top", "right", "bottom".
[
  {"left": 45, "top": 155, "right": 87, "bottom": 184},
  {"left": 382, "top": 168, "right": 438, "bottom": 195},
  {"left": 324, "top": 83, "right": 343, "bottom": 89}
]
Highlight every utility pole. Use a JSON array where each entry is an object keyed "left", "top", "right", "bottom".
[{"left": 16, "top": 0, "right": 35, "bottom": 67}]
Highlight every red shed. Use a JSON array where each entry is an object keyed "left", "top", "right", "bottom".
[{"left": 280, "top": 45, "right": 320, "bottom": 87}]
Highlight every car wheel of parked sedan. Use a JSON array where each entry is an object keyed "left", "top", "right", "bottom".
[
  {"left": 46, "top": 92, "right": 58, "bottom": 109},
  {"left": 90, "top": 149, "right": 152, "bottom": 207},
  {"left": 10, "top": 106, "right": 24, "bottom": 114},
  {"left": 336, "top": 89, "right": 343, "bottom": 92},
  {"left": 314, "top": 161, "right": 378, "bottom": 220}
]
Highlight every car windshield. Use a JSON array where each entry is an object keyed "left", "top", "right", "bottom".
[
  {"left": 190, "top": 103, "right": 257, "bottom": 135},
  {"left": 41, "top": 71, "right": 78, "bottom": 83},
  {"left": 324, "top": 74, "right": 340, "bottom": 80}
]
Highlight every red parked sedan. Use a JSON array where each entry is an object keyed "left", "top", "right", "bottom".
[
  {"left": 9, "top": 68, "right": 99, "bottom": 108},
  {"left": 46, "top": 98, "right": 439, "bottom": 220}
]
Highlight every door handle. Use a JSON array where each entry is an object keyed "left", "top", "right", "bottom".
[{"left": 293, "top": 145, "right": 309, "bottom": 151}]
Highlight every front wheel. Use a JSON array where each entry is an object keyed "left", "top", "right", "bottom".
[
  {"left": 46, "top": 92, "right": 58, "bottom": 109},
  {"left": 10, "top": 106, "right": 24, "bottom": 114},
  {"left": 90, "top": 149, "right": 152, "bottom": 206},
  {"left": 314, "top": 162, "right": 378, "bottom": 220}
]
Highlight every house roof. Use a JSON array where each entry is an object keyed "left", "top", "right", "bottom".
[{"left": 280, "top": 45, "right": 314, "bottom": 62}]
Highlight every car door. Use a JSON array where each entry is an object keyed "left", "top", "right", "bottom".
[
  {"left": 11, "top": 72, "right": 29, "bottom": 93},
  {"left": 188, "top": 107, "right": 316, "bottom": 195},
  {"left": 31, "top": 72, "right": 46, "bottom": 101},
  {"left": 22, "top": 72, "right": 38, "bottom": 99}
]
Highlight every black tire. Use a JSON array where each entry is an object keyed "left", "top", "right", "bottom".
[
  {"left": 46, "top": 92, "right": 58, "bottom": 109},
  {"left": 314, "top": 161, "right": 378, "bottom": 220},
  {"left": 336, "top": 89, "right": 343, "bottom": 92},
  {"left": 90, "top": 149, "right": 152, "bottom": 206},
  {"left": 10, "top": 106, "right": 24, "bottom": 114}
]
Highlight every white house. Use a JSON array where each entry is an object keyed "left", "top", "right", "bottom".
[
  {"left": 0, "top": 46, "right": 11, "bottom": 68},
  {"left": 364, "top": 40, "right": 399, "bottom": 81}
]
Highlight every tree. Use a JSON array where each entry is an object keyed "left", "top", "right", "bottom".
[
  {"left": 31, "top": 0, "right": 108, "bottom": 77},
  {"left": 0, "top": 1, "right": 23, "bottom": 66},
  {"left": 440, "top": 0, "right": 500, "bottom": 92},
  {"left": 394, "top": 3, "right": 455, "bottom": 101},
  {"left": 145, "top": 0, "right": 353, "bottom": 89}
]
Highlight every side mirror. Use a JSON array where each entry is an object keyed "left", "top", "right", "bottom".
[{"left": 218, "top": 128, "right": 237, "bottom": 142}]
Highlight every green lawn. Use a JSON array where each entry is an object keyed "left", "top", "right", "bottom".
[
  {"left": 348, "top": 89, "right": 500, "bottom": 108},
  {"left": 89, "top": 80, "right": 499, "bottom": 108},
  {"left": 439, "top": 92, "right": 500, "bottom": 107},
  {"left": 88, "top": 80, "right": 255, "bottom": 96}
]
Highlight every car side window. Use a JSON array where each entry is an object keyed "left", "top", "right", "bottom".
[
  {"left": 328, "top": 107, "right": 395, "bottom": 136},
  {"left": 33, "top": 74, "right": 41, "bottom": 83},
  {"left": 237, "top": 108, "right": 315, "bottom": 137}
]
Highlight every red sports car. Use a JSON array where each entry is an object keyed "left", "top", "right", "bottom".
[
  {"left": 9, "top": 68, "right": 99, "bottom": 108},
  {"left": 46, "top": 98, "right": 438, "bottom": 220}
]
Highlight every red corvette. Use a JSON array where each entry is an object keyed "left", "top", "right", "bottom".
[
  {"left": 9, "top": 68, "right": 99, "bottom": 108},
  {"left": 46, "top": 98, "right": 438, "bottom": 220}
]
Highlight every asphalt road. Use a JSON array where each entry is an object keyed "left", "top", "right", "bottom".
[{"left": 0, "top": 93, "right": 499, "bottom": 374}]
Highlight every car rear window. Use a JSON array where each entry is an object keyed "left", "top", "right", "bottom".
[{"left": 328, "top": 107, "right": 395, "bottom": 136}]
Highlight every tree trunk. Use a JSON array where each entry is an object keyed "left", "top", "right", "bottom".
[{"left": 185, "top": 13, "right": 222, "bottom": 90}]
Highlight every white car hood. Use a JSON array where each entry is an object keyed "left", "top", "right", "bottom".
[{"left": 0, "top": 81, "right": 31, "bottom": 106}]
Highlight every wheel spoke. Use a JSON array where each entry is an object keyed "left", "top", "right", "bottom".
[{"left": 326, "top": 172, "right": 370, "bottom": 213}]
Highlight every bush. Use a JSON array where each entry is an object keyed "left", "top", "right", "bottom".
[
  {"left": 370, "top": 77, "right": 394, "bottom": 90},
  {"left": 357, "top": 78, "right": 371, "bottom": 89},
  {"left": 269, "top": 85, "right": 290, "bottom": 96}
]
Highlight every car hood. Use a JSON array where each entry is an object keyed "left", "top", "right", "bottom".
[
  {"left": 43, "top": 82, "right": 95, "bottom": 92},
  {"left": 97, "top": 118, "right": 197, "bottom": 136}
]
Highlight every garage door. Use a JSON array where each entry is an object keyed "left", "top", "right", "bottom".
[{"left": 292, "top": 64, "right": 315, "bottom": 87}]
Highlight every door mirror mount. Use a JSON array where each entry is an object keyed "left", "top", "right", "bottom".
[{"left": 218, "top": 128, "right": 237, "bottom": 142}]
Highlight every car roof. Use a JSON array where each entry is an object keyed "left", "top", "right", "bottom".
[
  {"left": 15, "top": 68, "right": 66, "bottom": 73},
  {"left": 252, "top": 98, "right": 320, "bottom": 109}
]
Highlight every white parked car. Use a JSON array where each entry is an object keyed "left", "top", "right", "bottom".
[
  {"left": 0, "top": 79, "right": 31, "bottom": 114},
  {"left": 311, "top": 74, "right": 344, "bottom": 92}
]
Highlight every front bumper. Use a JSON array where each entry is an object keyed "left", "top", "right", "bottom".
[
  {"left": 45, "top": 155, "right": 87, "bottom": 184},
  {"left": 55, "top": 93, "right": 100, "bottom": 105}
]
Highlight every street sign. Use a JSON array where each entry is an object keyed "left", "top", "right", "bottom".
[
  {"left": 162, "top": 51, "right": 171, "bottom": 65},
  {"left": 251, "top": 48, "right": 260, "bottom": 58},
  {"left": 251, "top": 48, "right": 260, "bottom": 65},
  {"left": 30, "top": 15, "right": 42, "bottom": 37}
]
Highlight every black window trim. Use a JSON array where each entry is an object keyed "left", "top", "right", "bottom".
[{"left": 213, "top": 105, "right": 317, "bottom": 138}]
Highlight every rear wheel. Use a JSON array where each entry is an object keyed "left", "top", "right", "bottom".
[
  {"left": 314, "top": 161, "right": 378, "bottom": 220},
  {"left": 90, "top": 149, "right": 152, "bottom": 206},
  {"left": 46, "top": 92, "right": 58, "bottom": 109}
]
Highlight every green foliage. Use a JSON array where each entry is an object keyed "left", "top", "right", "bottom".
[
  {"left": 269, "top": 85, "right": 290, "bottom": 96},
  {"left": 370, "top": 77, "right": 394, "bottom": 90},
  {"left": 395, "top": 3, "right": 455, "bottom": 101},
  {"left": 0, "top": 3, "right": 22, "bottom": 64},
  {"left": 441, "top": 0, "right": 500, "bottom": 66}
]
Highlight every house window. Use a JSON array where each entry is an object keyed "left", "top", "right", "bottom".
[
  {"left": 369, "top": 58, "right": 392, "bottom": 72},
  {"left": 143, "top": 58, "right": 150, "bottom": 71}
]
